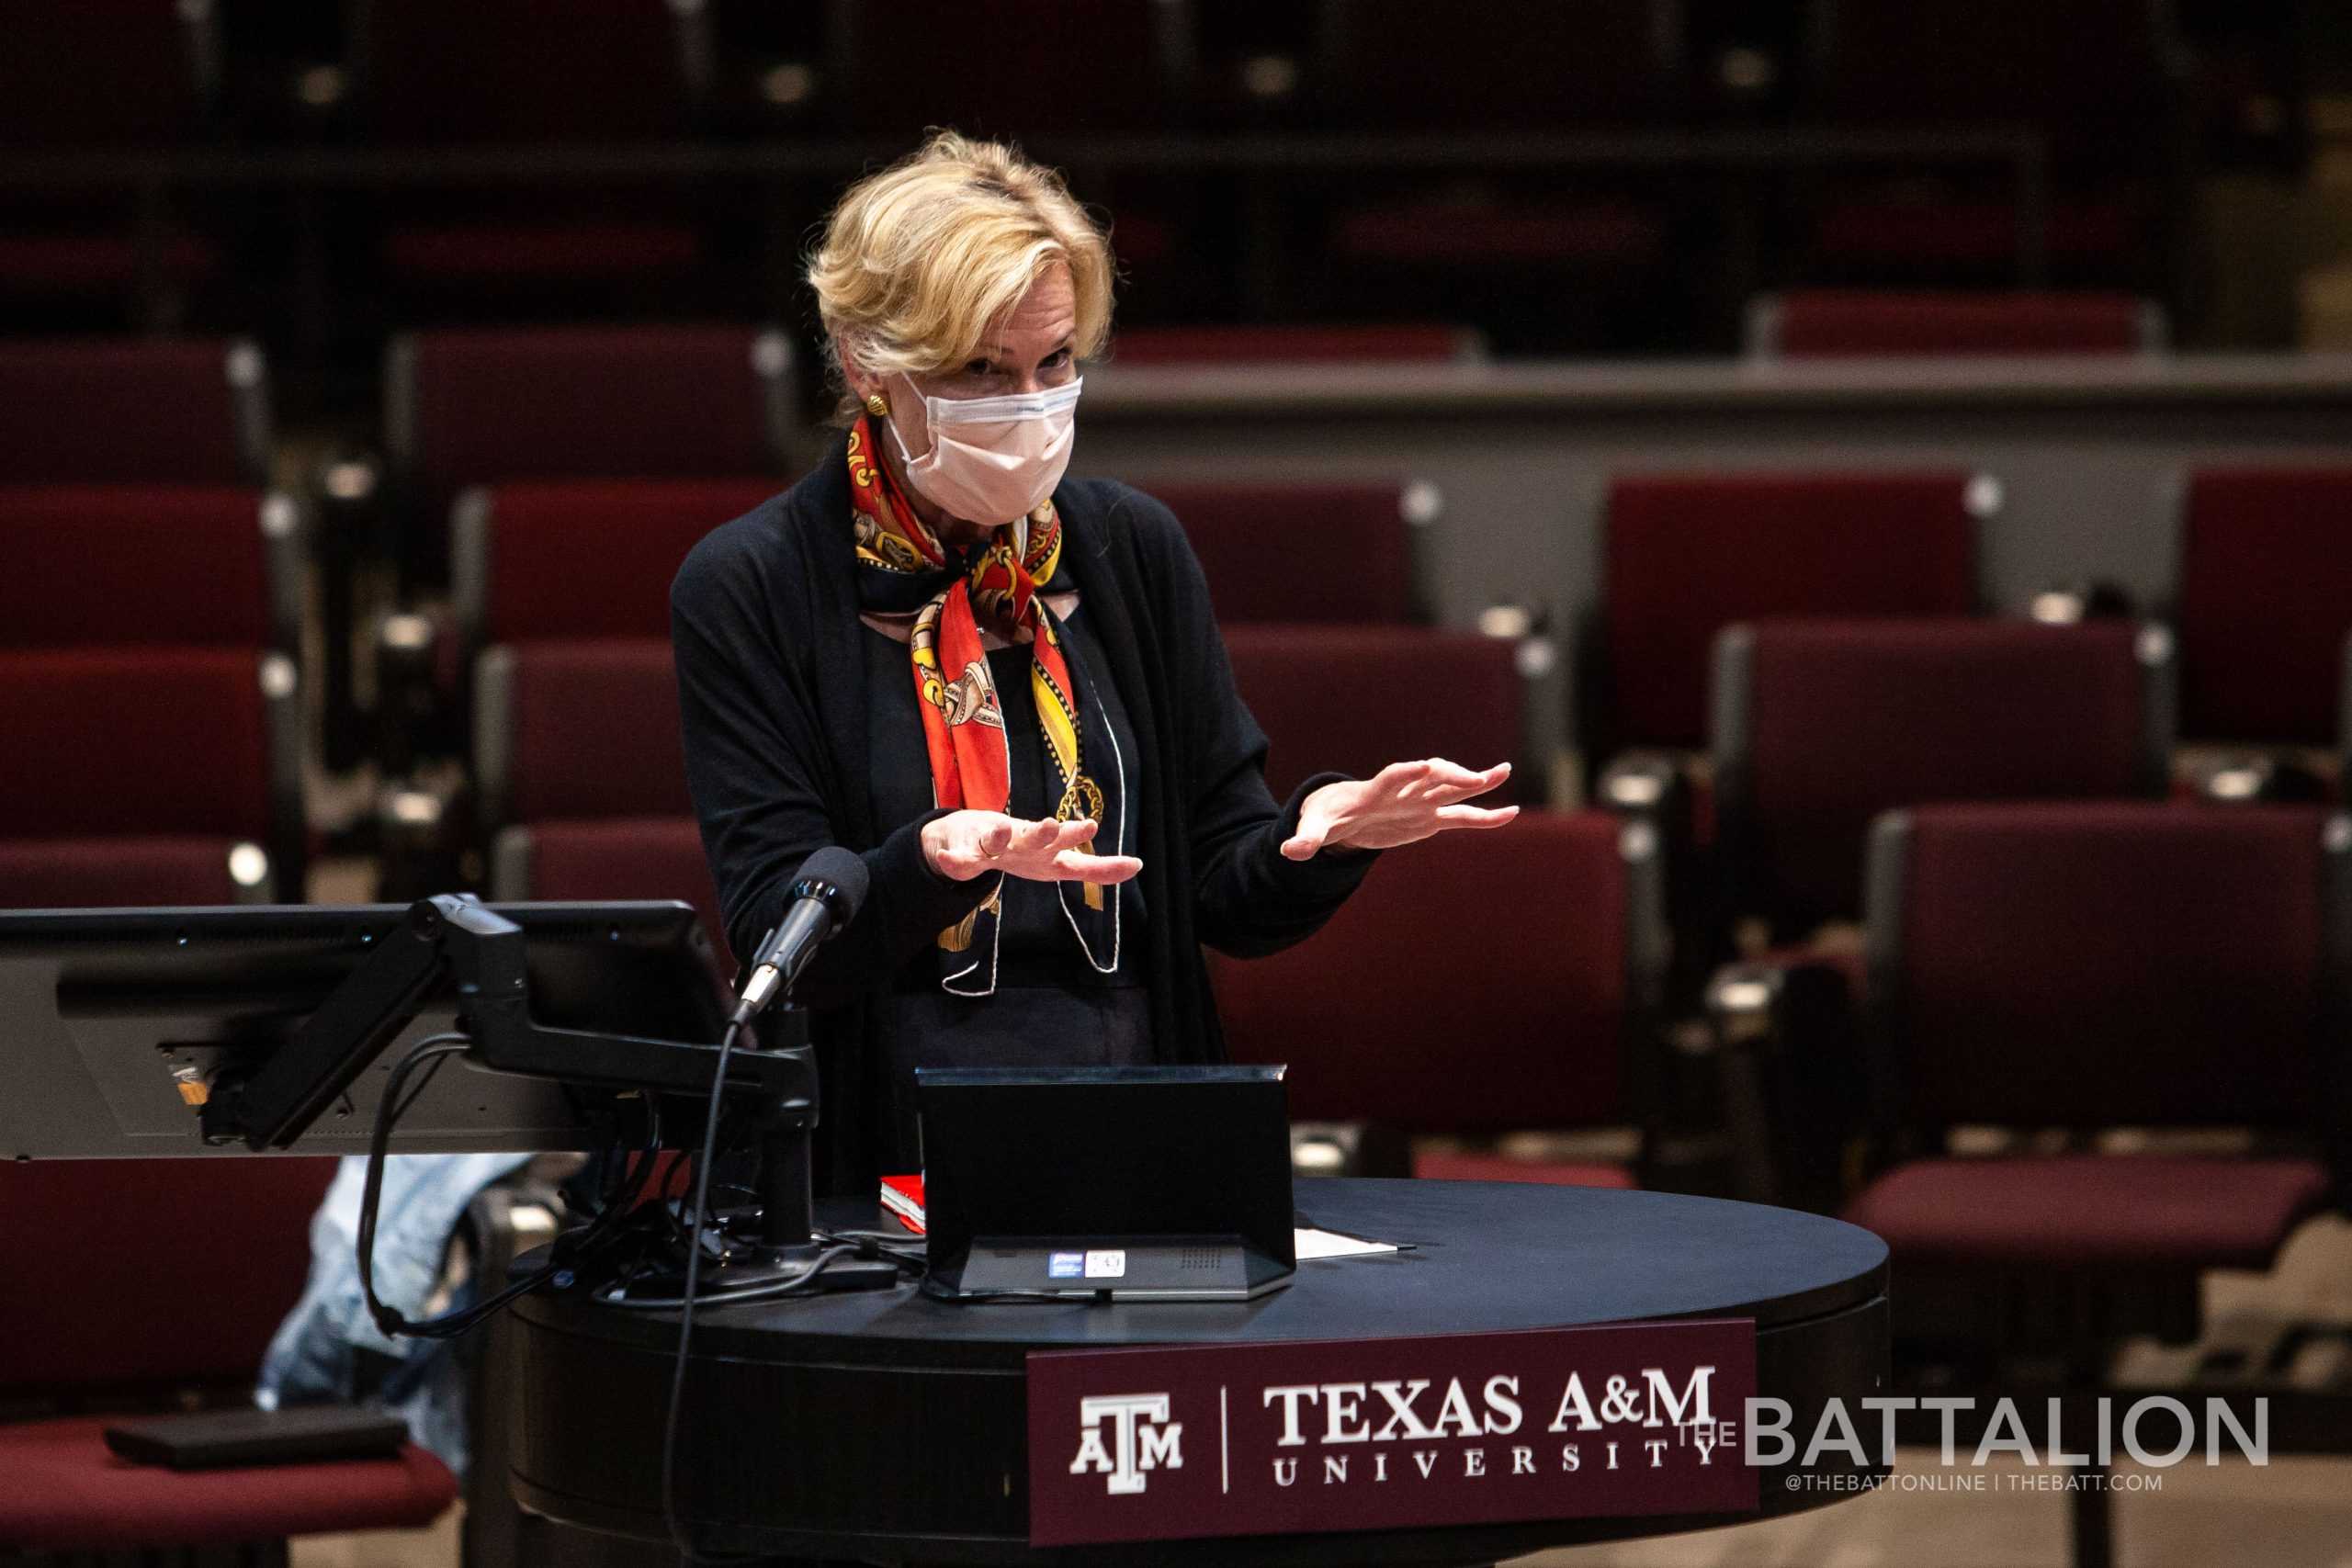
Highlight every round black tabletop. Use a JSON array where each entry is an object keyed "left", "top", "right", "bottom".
[{"left": 507, "top": 1179, "right": 1890, "bottom": 1566}]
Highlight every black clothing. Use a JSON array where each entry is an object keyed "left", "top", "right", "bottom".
[
  {"left": 860, "top": 609, "right": 1154, "bottom": 1169},
  {"left": 670, "top": 439, "right": 1375, "bottom": 1192},
  {"left": 875, "top": 987, "right": 1154, "bottom": 1171}
]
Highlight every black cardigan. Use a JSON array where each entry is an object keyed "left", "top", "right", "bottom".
[{"left": 670, "top": 439, "right": 1375, "bottom": 1192}]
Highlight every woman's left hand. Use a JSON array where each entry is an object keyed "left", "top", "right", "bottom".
[{"left": 1281, "top": 759, "right": 1520, "bottom": 861}]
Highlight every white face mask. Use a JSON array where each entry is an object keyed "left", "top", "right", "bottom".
[{"left": 886, "top": 377, "right": 1083, "bottom": 525}]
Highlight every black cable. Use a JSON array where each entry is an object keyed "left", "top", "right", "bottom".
[
  {"left": 660, "top": 1013, "right": 749, "bottom": 1566},
  {"left": 356, "top": 1036, "right": 667, "bottom": 1342},
  {"left": 812, "top": 1228, "right": 928, "bottom": 1276},
  {"left": 599, "top": 1244, "right": 860, "bottom": 1310},
  {"left": 355, "top": 1036, "right": 471, "bottom": 1339},
  {"left": 387, "top": 1042, "right": 455, "bottom": 1123}
]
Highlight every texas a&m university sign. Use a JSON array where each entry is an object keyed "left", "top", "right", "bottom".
[{"left": 1025, "top": 1319, "right": 1758, "bottom": 1547}]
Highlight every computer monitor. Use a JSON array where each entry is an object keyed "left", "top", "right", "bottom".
[
  {"left": 917, "top": 1065, "right": 1296, "bottom": 1302},
  {"left": 0, "top": 902, "right": 728, "bottom": 1161}
]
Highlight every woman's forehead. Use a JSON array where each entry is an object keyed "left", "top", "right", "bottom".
[{"left": 980, "top": 266, "right": 1076, "bottom": 354}]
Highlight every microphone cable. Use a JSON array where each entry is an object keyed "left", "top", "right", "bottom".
[{"left": 657, "top": 1013, "right": 755, "bottom": 1566}]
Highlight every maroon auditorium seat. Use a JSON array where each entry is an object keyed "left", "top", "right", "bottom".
[
  {"left": 1142, "top": 479, "right": 1436, "bottom": 624},
  {"left": 1315, "top": 0, "right": 1679, "bottom": 130},
  {"left": 0, "top": 4, "right": 224, "bottom": 320},
  {"left": 492, "top": 818, "right": 731, "bottom": 971},
  {"left": 0, "top": 1422, "right": 457, "bottom": 1554},
  {"left": 0, "top": 649, "right": 302, "bottom": 903},
  {"left": 834, "top": 0, "right": 1185, "bottom": 136},
  {"left": 381, "top": 220, "right": 702, "bottom": 285},
  {"left": 0, "top": 229, "right": 222, "bottom": 316},
  {"left": 0, "top": 485, "right": 299, "bottom": 651},
  {"left": 1747, "top": 291, "right": 2165, "bottom": 357},
  {"left": 0, "top": 0, "right": 215, "bottom": 148},
  {"left": 1601, "top": 470, "right": 1984, "bottom": 753},
  {"left": 452, "top": 476, "right": 781, "bottom": 657},
  {"left": 1221, "top": 626, "right": 1528, "bottom": 804},
  {"left": 352, "top": 0, "right": 694, "bottom": 143},
  {"left": 1213, "top": 809, "right": 1665, "bottom": 1183},
  {"left": 0, "top": 1158, "right": 458, "bottom": 1555},
  {"left": 1334, "top": 201, "right": 1666, "bottom": 269},
  {"left": 0, "top": 338, "right": 269, "bottom": 485},
  {"left": 474, "top": 639, "right": 690, "bottom": 830},
  {"left": 1711, "top": 619, "right": 2171, "bottom": 933},
  {"left": 1798, "top": 0, "right": 2177, "bottom": 278},
  {"left": 0, "top": 1160, "right": 336, "bottom": 1394},
  {"left": 1844, "top": 803, "right": 2343, "bottom": 1347},
  {"left": 1109, "top": 323, "right": 1486, "bottom": 366},
  {"left": 1316, "top": 0, "right": 1675, "bottom": 292},
  {"left": 2175, "top": 466, "right": 2352, "bottom": 748},
  {"left": 387, "top": 324, "right": 797, "bottom": 527},
  {"left": 351, "top": 0, "right": 708, "bottom": 299},
  {"left": 0, "top": 650, "right": 281, "bottom": 840},
  {"left": 475, "top": 640, "right": 725, "bottom": 957},
  {"left": 0, "top": 838, "right": 255, "bottom": 907}
]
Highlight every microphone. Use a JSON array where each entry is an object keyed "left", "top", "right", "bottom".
[{"left": 731, "top": 846, "right": 870, "bottom": 1027}]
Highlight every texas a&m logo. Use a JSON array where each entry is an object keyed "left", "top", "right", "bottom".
[{"left": 1069, "top": 1393, "right": 1183, "bottom": 1495}]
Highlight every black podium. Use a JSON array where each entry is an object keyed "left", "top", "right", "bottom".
[{"left": 506, "top": 1179, "right": 1890, "bottom": 1567}]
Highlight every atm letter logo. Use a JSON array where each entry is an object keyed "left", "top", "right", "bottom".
[{"left": 1070, "top": 1393, "right": 1183, "bottom": 1495}]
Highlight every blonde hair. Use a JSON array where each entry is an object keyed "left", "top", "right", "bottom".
[{"left": 808, "top": 131, "right": 1114, "bottom": 421}]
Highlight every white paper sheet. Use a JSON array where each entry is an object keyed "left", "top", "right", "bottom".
[{"left": 1293, "top": 1225, "right": 1400, "bottom": 1260}]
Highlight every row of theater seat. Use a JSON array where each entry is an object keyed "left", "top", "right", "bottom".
[
  {"left": 4, "top": 0, "right": 2188, "bottom": 145},
  {"left": 0, "top": 475, "right": 307, "bottom": 904},
  {"left": 0, "top": 326, "right": 449, "bottom": 1555},
  {"left": 3, "top": 0, "right": 2189, "bottom": 332},
  {"left": 11, "top": 330, "right": 2352, "bottom": 914},
  {"left": 1594, "top": 465, "right": 2352, "bottom": 757},
  {"left": 1223, "top": 795, "right": 2348, "bottom": 1288},
  {"left": 0, "top": 288, "right": 2175, "bottom": 493}
]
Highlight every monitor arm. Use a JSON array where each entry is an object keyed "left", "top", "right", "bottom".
[
  {"left": 198, "top": 894, "right": 892, "bottom": 1300},
  {"left": 200, "top": 895, "right": 812, "bottom": 1153}
]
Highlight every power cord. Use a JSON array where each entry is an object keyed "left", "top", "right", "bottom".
[{"left": 355, "top": 1034, "right": 664, "bottom": 1342}]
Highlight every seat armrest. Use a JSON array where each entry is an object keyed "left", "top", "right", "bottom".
[
  {"left": 2192, "top": 751, "right": 2331, "bottom": 805},
  {"left": 1701, "top": 955, "right": 1861, "bottom": 1209},
  {"left": 373, "top": 608, "right": 447, "bottom": 779},
  {"left": 2028, "top": 580, "right": 2138, "bottom": 624},
  {"left": 1289, "top": 1122, "right": 1412, "bottom": 1179},
  {"left": 375, "top": 769, "right": 469, "bottom": 902},
  {"left": 1596, "top": 750, "right": 1685, "bottom": 818}
]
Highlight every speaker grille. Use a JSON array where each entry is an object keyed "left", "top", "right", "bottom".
[{"left": 1181, "top": 1247, "right": 1228, "bottom": 1271}]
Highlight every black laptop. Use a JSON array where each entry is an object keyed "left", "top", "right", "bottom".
[{"left": 916, "top": 1065, "right": 1296, "bottom": 1301}]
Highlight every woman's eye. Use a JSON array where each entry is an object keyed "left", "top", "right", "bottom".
[{"left": 962, "top": 360, "right": 993, "bottom": 377}]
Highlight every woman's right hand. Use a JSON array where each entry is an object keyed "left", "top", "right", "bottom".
[{"left": 921, "top": 810, "right": 1144, "bottom": 886}]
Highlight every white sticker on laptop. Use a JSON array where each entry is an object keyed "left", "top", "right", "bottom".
[{"left": 1083, "top": 1249, "right": 1126, "bottom": 1279}]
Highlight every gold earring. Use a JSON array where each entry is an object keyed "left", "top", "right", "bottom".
[{"left": 865, "top": 392, "right": 890, "bottom": 418}]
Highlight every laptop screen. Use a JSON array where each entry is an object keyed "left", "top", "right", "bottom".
[{"left": 916, "top": 1065, "right": 1295, "bottom": 1295}]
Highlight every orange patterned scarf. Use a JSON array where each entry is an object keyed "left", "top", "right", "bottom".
[{"left": 847, "top": 416, "right": 1116, "bottom": 992}]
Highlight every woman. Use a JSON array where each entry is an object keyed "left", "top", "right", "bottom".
[{"left": 672, "top": 132, "right": 1516, "bottom": 1190}]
